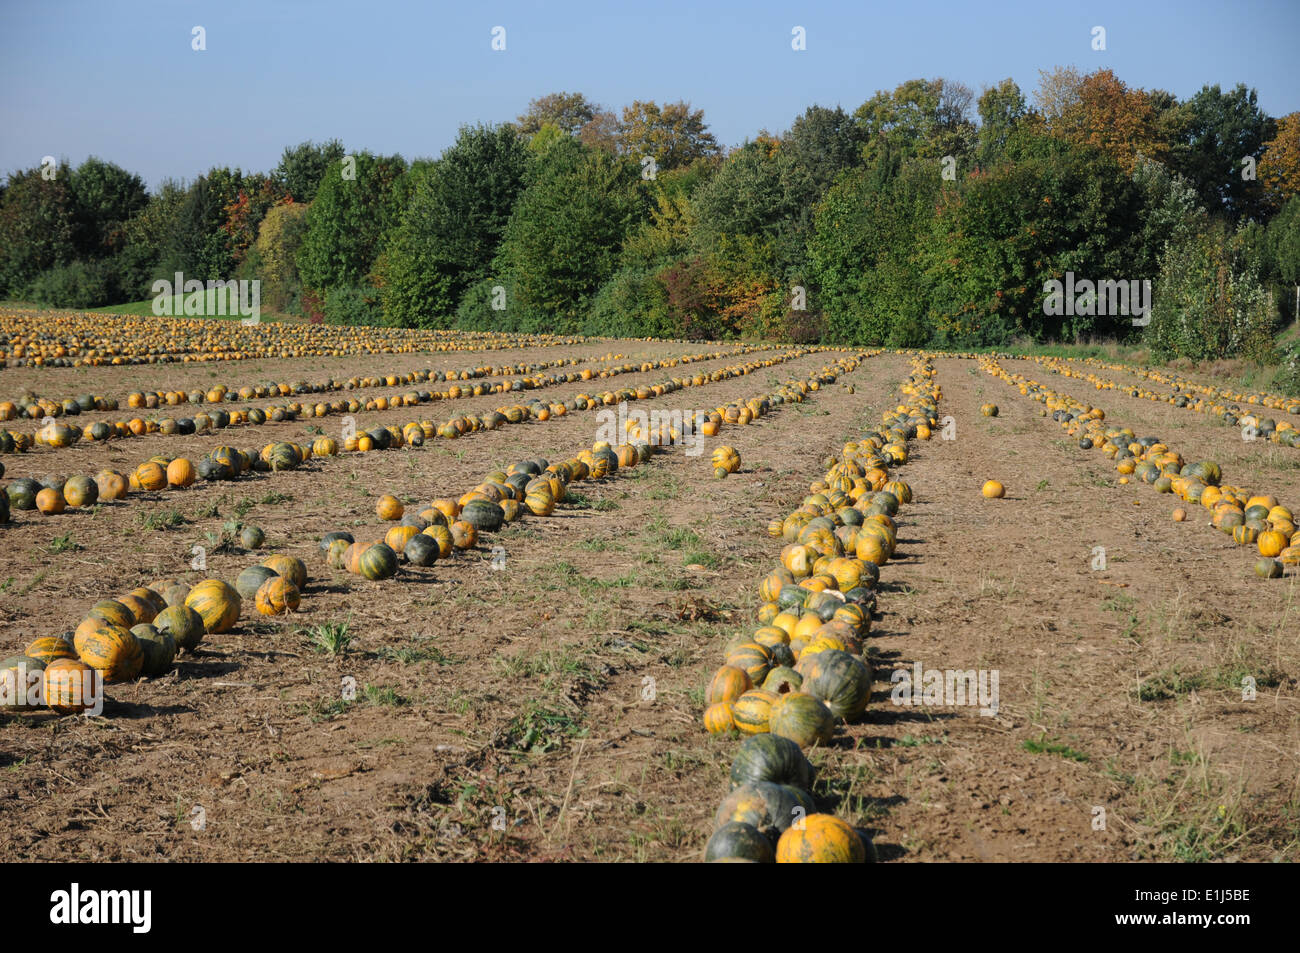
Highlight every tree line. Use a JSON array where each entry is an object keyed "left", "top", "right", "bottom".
[{"left": 2, "top": 70, "right": 1298, "bottom": 368}]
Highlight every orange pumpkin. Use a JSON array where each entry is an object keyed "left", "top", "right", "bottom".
[
  {"left": 376, "top": 495, "right": 404, "bottom": 521},
  {"left": 166, "top": 457, "right": 196, "bottom": 488},
  {"left": 775, "top": 814, "right": 866, "bottom": 863}
]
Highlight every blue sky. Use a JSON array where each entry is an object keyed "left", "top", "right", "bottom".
[{"left": 2, "top": 0, "right": 1297, "bottom": 189}]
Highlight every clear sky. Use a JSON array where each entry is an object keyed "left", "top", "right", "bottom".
[{"left": 2, "top": 0, "right": 1297, "bottom": 190}]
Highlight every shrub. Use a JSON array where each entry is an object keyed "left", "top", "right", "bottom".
[{"left": 322, "top": 285, "right": 381, "bottom": 326}]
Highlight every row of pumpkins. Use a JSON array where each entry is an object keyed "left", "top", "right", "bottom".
[
  {"left": 0, "top": 554, "right": 306, "bottom": 715},
  {"left": 1, "top": 354, "right": 878, "bottom": 714},
  {"left": 1046, "top": 353, "right": 1300, "bottom": 420},
  {"left": 701, "top": 356, "right": 942, "bottom": 862},
  {"left": 0, "top": 307, "right": 598, "bottom": 367},
  {"left": 0, "top": 350, "right": 614, "bottom": 420},
  {"left": 0, "top": 344, "right": 780, "bottom": 453},
  {"left": 320, "top": 352, "right": 878, "bottom": 582},
  {"left": 978, "top": 356, "right": 1300, "bottom": 578},
  {"left": 1, "top": 441, "right": 317, "bottom": 519},
  {"left": 1028, "top": 355, "right": 1300, "bottom": 450},
  {"left": 0, "top": 348, "right": 854, "bottom": 525}
]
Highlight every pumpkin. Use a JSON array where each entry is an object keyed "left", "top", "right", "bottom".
[
  {"left": 262, "top": 554, "right": 307, "bottom": 589},
  {"left": 707, "top": 665, "right": 752, "bottom": 704},
  {"left": 63, "top": 475, "right": 98, "bottom": 507},
  {"left": 358, "top": 543, "right": 399, "bottom": 580},
  {"left": 1254, "top": 557, "right": 1284, "bottom": 579},
  {"left": 376, "top": 494, "right": 404, "bottom": 521},
  {"left": 132, "top": 624, "right": 176, "bottom": 677},
  {"left": 703, "top": 701, "right": 736, "bottom": 734},
  {"left": 450, "top": 520, "right": 478, "bottom": 549},
  {"left": 154, "top": 604, "right": 206, "bottom": 652},
  {"left": 725, "top": 643, "right": 772, "bottom": 686},
  {"left": 135, "top": 461, "right": 167, "bottom": 491},
  {"left": 35, "top": 487, "right": 66, "bottom": 515},
  {"left": 732, "top": 689, "right": 781, "bottom": 734},
  {"left": 255, "top": 576, "right": 301, "bottom": 615},
  {"left": 768, "top": 692, "right": 835, "bottom": 748},
  {"left": 421, "top": 524, "right": 455, "bottom": 558},
  {"left": 729, "top": 734, "right": 814, "bottom": 791},
  {"left": 980, "top": 404, "right": 999, "bottom": 417},
  {"left": 461, "top": 499, "right": 505, "bottom": 532},
  {"left": 235, "top": 565, "right": 279, "bottom": 601},
  {"left": 704, "top": 822, "right": 774, "bottom": 863},
  {"left": 714, "top": 782, "right": 816, "bottom": 839},
  {"left": 87, "top": 599, "right": 135, "bottom": 629},
  {"left": 385, "top": 524, "right": 420, "bottom": 553},
  {"left": 403, "top": 533, "right": 439, "bottom": 567},
  {"left": 797, "top": 649, "right": 872, "bottom": 720},
  {"left": 775, "top": 814, "right": 866, "bottom": 863},
  {"left": 76, "top": 620, "right": 143, "bottom": 682},
  {"left": 327, "top": 538, "right": 351, "bottom": 569},
  {"left": 240, "top": 525, "right": 265, "bottom": 549},
  {"left": 981, "top": 480, "right": 1005, "bottom": 499},
  {"left": 116, "top": 592, "right": 156, "bottom": 625},
  {"left": 25, "top": 635, "right": 77, "bottom": 665},
  {"left": 763, "top": 665, "right": 803, "bottom": 694},
  {"left": 185, "top": 579, "right": 242, "bottom": 633},
  {"left": 1258, "top": 530, "right": 1288, "bottom": 558},
  {"left": 319, "top": 530, "right": 354, "bottom": 552},
  {"left": 161, "top": 583, "right": 191, "bottom": 608},
  {"left": 166, "top": 458, "right": 196, "bottom": 488},
  {"left": 1, "top": 655, "right": 44, "bottom": 710},
  {"left": 44, "top": 659, "right": 100, "bottom": 715}
]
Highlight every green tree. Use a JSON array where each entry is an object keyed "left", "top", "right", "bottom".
[
  {"left": 160, "top": 168, "right": 244, "bottom": 281},
  {"left": 809, "top": 150, "right": 940, "bottom": 345},
  {"left": 1147, "top": 216, "right": 1277, "bottom": 362},
  {"left": 1171, "top": 83, "right": 1275, "bottom": 220},
  {"left": 855, "top": 78, "right": 976, "bottom": 166},
  {"left": 297, "top": 152, "right": 407, "bottom": 292},
  {"left": 273, "top": 140, "right": 346, "bottom": 203},
  {"left": 496, "top": 139, "right": 645, "bottom": 327},
  {"left": 976, "top": 79, "right": 1028, "bottom": 169},
  {"left": 380, "top": 124, "right": 531, "bottom": 327},
  {"left": 0, "top": 167, "right": 79, "bottom": 297},
  {"left": 785, "top": 105, "right": 867, "bottom": 192},
  {"left": 68, "top": 157, "right": 147, "bottom": 257}
]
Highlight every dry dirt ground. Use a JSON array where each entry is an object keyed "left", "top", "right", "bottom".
[{"left": 1, "top": 346, "right": 1296, "bottom": 862}]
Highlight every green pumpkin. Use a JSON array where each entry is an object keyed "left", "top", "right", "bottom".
[
  {"left": 131, "top": 624, "right": 177, "bottom": 677},
  {"left": 796, "top": 649, "right": 872, "bottom": 721},
  {"left": 6, "top": 478, "right": 39, "bottom": 510},
  {"left": 235, "top": 565, "right": 279, "bottom": 601},
  {"left": 319, "top": 530, "right": 354, "bottom": 552},
  {"left": 403, "top": 533, "right": 439, "bottom": 567},
  {"left": 704, "top": 822, "right": 775, "bottom": 863},
  {"left": 460, "top": 499, "right": 504, "bottom": 533},
  {"left": 768, "top": 692, "right": 836, "bottom": 748},
  {"left": 154, "top": 604, "right": 206, "bottom": 652},
  {"left": 713, "top": 782, "right": 817, "bottom": 839},
  {"left": 240, "top": 525, "right": 265, "bottom": 549},
  {"left": 729, "top": 734, "right": 814, "bottom": 791},
  {"left": 358, "top": 543, "right": 398, "bottom": 581}
]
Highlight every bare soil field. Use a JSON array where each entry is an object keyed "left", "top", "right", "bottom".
[{"left": 2, "top": 340, "right": 1296, "bottom": 862}]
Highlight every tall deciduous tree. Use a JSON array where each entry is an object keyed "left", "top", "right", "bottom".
[
  {"left": 854, "top": 78, "right": 976, "bottom": 166},
  {"left": 517, "top": 92, "right": 598, "bottom": 137},
  {"left": 976, "top": 79, "right": 1028, "bottom": 169},
  {"left": 68, "top": 157, "right": 147, "bottom": 257},
  {"left": 617, "top": 100, "right": 721, "bottom": 171},
  {"left": 1172, "top": 83, "right": 1275, "bottom": 220},
  {"left": 297, "top": 152, "right": 407, "bottom": 292},
  {"left": 1259, "top": 112, "right": 1300, "bottom": 214},
  {"left": 380, "top": 124, "right": 531, "bottom": 327},
  {"left": 496, "top": 138, "right": 645, "bottom": 325},
  {"left": 273, "top": 140, "right": 345, "bottom": 203},
  {"left": 0, "top": 167, "right": 78, "bottom": 296}
]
